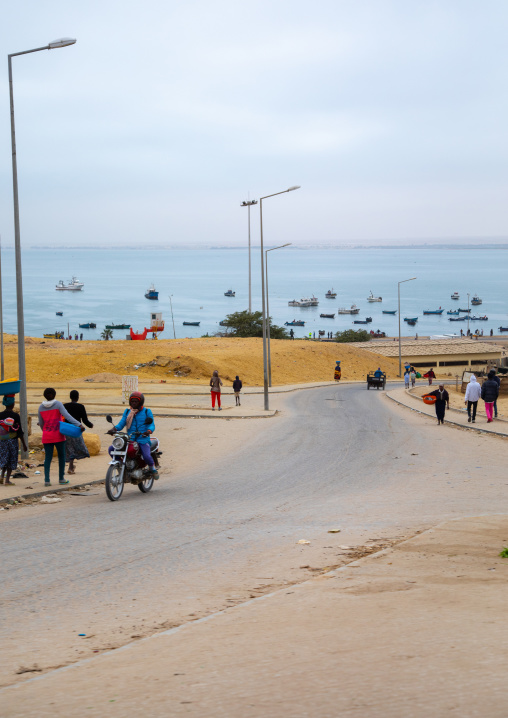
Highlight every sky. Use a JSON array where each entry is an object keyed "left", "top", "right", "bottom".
[{"left": 0, "top": 0, "right": 507, "bottom": 247}]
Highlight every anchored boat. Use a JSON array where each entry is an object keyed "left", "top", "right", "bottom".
[
  {"left": 55, "top": 277, "right": 84, "bottom": 291},
  {"left": 338, "top": 304, "right": 360, "bottom": 315},
  {"left": 423, "top": 309, "right": 444, "bottom": 315},
  {"left": 325, "top": 289, "right": 337, "bottom": 299},
  {"left": 224, "top": 289, "right": 235, "bottom": 297},
  {"left": 145, "top": 284, "right": 159, "bottom": 300},
  {"left": 367, "top": 291, "right": 382, "bottom": 302}
]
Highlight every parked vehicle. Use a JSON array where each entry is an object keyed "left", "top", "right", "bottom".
[
  {"left": 104, "top": 414, "right": 162, "bottom": 502},
  {"left": 367, "top": 372, "right": 386, "bottom": 390}
]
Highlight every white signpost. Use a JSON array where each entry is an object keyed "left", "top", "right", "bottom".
[{"left": 122, "top": 375, "right": 138, "bottom": 404}]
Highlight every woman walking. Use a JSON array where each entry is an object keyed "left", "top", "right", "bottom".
[
  {"left": 481, "top": 370, "right": 499, "bottom": 423},
  {"left": 425, "top": 368, "right": 436, "bottom": 386},
  {"left": 210, "top": 370, "right": 223, "bottom": 411},
  {"left": 0, "top": 394, "right": 27, "bottom": 485},
  {"left": 38, "top": 388, "right": 82, "bottom": 486},
  {"left": 64, "top": 390, "right": 93, "bottom": 475},
  {"left": 428, "top": 384, "right": 450, "bottom": 425}
]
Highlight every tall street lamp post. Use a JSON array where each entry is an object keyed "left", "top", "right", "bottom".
[
  {"left": 0, "top": 235, "right": 4, "bottom": 380},
  {"left": 168, "top": 295, "right": 176, "bottom": 339},
  {"left": 265, "top": 243, "right": 291, "bottom": 387},
  {"left": 241, "top": 199, "right": 258, "bottom": 313},
  {"left": 259, "top": 186, "right": 300, "bottom": 410},
  {"left": 8, "top": 38, "right": 76, "bottom": 456},
  {"left": 398, "top": 277, "right": 416, "bottom": 377},
  {"left": 467, "top": 293, "right": 470, "bottom": 336}
]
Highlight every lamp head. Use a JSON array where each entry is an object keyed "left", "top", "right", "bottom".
[
  {"left": 287, "top": 185, "right": 301, "bottom": 192},
  {"left": 48, "top": 38, "right": 77, "bottom": 49}
]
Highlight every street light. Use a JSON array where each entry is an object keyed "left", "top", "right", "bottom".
[
  {"left": 467, "top": 293, "right": 470, "bottom": 336},
  {"left": 241, "top": 199, "right": 258, "bottom": 313},
  {"left": 265, "top": 243, "right": 291, "bottom": 386},
  {"left": 398, "top": 277, "right": 416, "bottom": 377},
  {"left": 8, "top": 37, "right": 77, "bottom": 457},
  {"left": 168, "top": 296, "right": 176, "bottom": 339},
  {"left": 259, "top": 186, "right": 300, "bottom": 410}
]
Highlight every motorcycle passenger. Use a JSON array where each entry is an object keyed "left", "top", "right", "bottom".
[{"left": 107, "top": 392, "right": 159, "bottom": 479}]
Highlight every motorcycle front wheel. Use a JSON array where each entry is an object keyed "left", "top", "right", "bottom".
[
  {"left": 138, "top": 474, "right": 154, "bottom": 493},
  {"left": 105, "top": 464, "right": 124, "bottom": 501}
]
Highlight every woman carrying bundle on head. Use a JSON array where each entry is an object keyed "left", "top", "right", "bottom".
[{"left": 0, "top": 394, "right": 27, "bottom": 485}]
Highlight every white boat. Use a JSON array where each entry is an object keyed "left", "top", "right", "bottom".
[
  {"left": 367, "top": 291, "right": 382, "bottom": 302},
  {"left": 451, "top": 292, "right": 460, "bottom": 300},
  {"left": 471, "top": 295, "right": 482, "bottom": 305},
  {"left": 55, "top": 277, "right": 84, "bottom": 291},
  {"left": 338, "top": 304, "right": 360, "bottom": 315},
  {"left": 288, "top": 299, "right": 301, "bottom": 307},
  {"left": 309, "top": 296, "right": 319, "bottom": 306},
  {"left": 325, "top": 289, "right": 337, "bottom": 298},
  {"left": 298, "top": 298, "right": 314, "bottom": 307}
]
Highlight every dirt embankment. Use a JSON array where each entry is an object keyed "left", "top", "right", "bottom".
[{"left": 1, "top": 335, "right": 404, "bottom": 386}]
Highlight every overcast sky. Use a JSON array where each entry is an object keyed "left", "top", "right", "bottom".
[{"left": 0, "top": 0, "right": 507, "bottom": 247}]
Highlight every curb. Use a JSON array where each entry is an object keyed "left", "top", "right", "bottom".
[
  {"left": 0, "top": 478, "right": 106, "bottom": 507},
  {"left": 385, "top": 392, "right": 508, "bottom": 438}
]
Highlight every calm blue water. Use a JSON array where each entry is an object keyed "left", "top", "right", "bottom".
[{"left": 0, "top": 247, "right": 506, "bottom": 340}]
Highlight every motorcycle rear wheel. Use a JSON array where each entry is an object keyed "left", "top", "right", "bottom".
[
  {"left": 138, "top": 474, "right": 154, "bottom": 493},
  {"left": 105, "top": 464, "right": 124, "bottom": 501}
]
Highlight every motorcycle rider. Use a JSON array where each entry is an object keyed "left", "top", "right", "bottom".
[{"left": 107, "top": 391, "right": 159, "bottom": 479}]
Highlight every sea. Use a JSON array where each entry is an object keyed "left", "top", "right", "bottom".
[{"left": 0, "top": 246, "right": 506, "bottom": 340}]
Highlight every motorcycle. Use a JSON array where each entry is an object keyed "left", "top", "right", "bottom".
[{"left": 105, "top": 414, "right": 162, "bottom": 501}]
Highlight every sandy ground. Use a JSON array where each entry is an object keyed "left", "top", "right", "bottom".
[
  {"left": 3, "top": 334, "right": 408, "bottom": 385},
  {"left": 4, "top": 514, "right": 508, "bottom": 717}
]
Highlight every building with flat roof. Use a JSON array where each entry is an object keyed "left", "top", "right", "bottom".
[{"left": 356, "top": 338, "right": 503, "bottom": 370}]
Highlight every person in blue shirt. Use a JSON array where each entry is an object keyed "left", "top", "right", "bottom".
[
  {"left": 374, "top": 368, "right": 383, "bottom": 379},
  {"left": 107, "top": 392, "right": 158, "bottom": 479}
]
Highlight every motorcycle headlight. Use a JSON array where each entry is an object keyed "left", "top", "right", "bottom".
[{"left": 112, "top": 436, "right": 125, "bottom": 450}]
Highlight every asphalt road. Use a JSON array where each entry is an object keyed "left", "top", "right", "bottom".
[{"left": 2, "top": 383, "right": 506, "bottom": 686}]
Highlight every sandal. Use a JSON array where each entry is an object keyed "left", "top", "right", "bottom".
[{"left": 59, "top": 480, "right": 70, "bottom": 485}]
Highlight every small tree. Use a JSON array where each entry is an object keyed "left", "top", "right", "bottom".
[
  {"left": 101, "top": 328, "right": 113, "bottom": 341},
  {"left": 334, "top": 328, "right": 371, "bottom": 343},
  {"left": 222, "top": 310, "right": 288, "bottom": 339}
]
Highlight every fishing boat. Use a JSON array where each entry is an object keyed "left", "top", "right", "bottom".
[
  {"left": 325, "top": 289, "right": 337, "bottom": 299},
  {"left": 382, "top": 310, "right": 397, "bottom": 315},
  {"left": 298, "top": 298, "right": 314, "bottom": 307},
  {"left": 404, "top": 317, "right": 418, "bottom": 322},
  {"left": 499, "top": 327, "right": 508, "bottom": 332},
  {"left": 320, "top": 313, "right": 335, "bottom": 319},
  {"left": 79, "top": 322, "right": 96, "bottom": 329},
  {"left": 224, "top": 289, "right": 235, "bottom": 297},
  {"left": 285, "top": 320, "right": 305, "bottom": 326},
  {"left": 55, "top": 277, "right": 84, "bottom": 291},
  {"left": 470, "top": 315, "right": 488, "bottom": 321},
  {"left": 448, "top": 317, "right": 467, "bottom": 322},
  {"left": 183, "top": 321, "right": 200, "bottom": 326},
  {"left": 423, "top": 309, "right": 444, "bottom": 315},
  {"left": 309, "top": 296, "right": 319, "bottom": 306},
  {"left": 338, "top": 304, "right": 360, "bottom": 315},
  {"left": 458, "top": 308, "right": 471, "bottom": 313},
  {"left": 56, "top": 311, "right": 63, "bottom": 316},
  {"left": 367, "top": 291, "right": 382, "bottom": 302},
  {"left": 353, "top": 317, "right": 372, "bottom": 324},
  {"left": 451, "top": 292, "right": 460, "bottom": 300},
  {"left": 471, "top": 295, "right": 482, "bottom": 305},
  {"left": 406, "top": 319, "right": 417, "bottom": 326},
  {"left": 106, "top": 323, "right": 131, "bottom": 330},
  {"left": 288, "top": 300, "right": 301, "bottom": 307},
  {"left": 145, "top": 284, "right": 159, "bottom": 300},
  {"left": 447, "top": 310, "right": 460, "bottom": 316}
]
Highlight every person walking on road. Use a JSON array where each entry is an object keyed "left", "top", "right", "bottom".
[
  {"left": 410, "top": 370, "right": 416, "bottom": 388},
  {"left": 210, "top": 370, "right": 223, "bottom": 411},
  {"left": 232, "top": 376, "right": 243, "bottom": 406},
  {"left": 38, "top": 388, "right": 82, "bottom": 486},
  {"left": 428, "top": 384, "right": 449, "bottom": 425},
  {"left": 464, "top": 374, "right": 482, "bottom": 423},
  {"left": 404, "top": 371, "right": 410, "bottom": 389},
  {"left": 425, "top": 368, "right": 436, "bottom": 385},
  {"left": 0, "top": 394, "right": 27, "bottom": 485},
  {"left": 481, "top": 370, "right": 499, "bottom": 423},
  {"left": 64, "top": 390, "right": 93, "bottom": 475}
]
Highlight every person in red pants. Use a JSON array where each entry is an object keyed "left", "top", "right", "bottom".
[{"left": 210, "top": 370, "right": 223, "bottom": 411}]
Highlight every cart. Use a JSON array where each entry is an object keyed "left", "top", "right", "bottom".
[{"left": 367, "top": 372, "right": 386, "bottom": 390}]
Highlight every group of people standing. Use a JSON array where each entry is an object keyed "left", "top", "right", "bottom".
[
  {"left": 209, "top": 371, "right": 243, "bottom": 409},
  {"left": 464, "top": 370, "right": 500, "bottom": 424}
]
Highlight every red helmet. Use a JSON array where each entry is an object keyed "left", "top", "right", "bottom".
[{"left": 129, "top": 391, "right": 145, "bottom": 407}]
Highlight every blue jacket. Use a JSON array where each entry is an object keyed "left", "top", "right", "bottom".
[{"left": 114, "top": 407, "right": 155, "bottom": 445}]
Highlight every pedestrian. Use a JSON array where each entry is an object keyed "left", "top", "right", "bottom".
[
  {"left": 464, "top": 374, "right": 481, "bottom": 423},
  {"left": 232, "top": 375, "right": 242, "bottom": 406},
  {"left": 481, "top": 370, "right": 499, "bottom": 423},
  {"left": 490, "top": 329, "right": 493, "bottom": 336},
  {"left": 489, "top": 368, "right": 500, "bottom": 418},
  {"left": 289, "top": 328, "right": 294, "bottom": 340},
  {"left": 404, "top": 362, "right": 411, "bottom": 374},
  {"left": 80, "top": 333, "right": 83, "bottom": 341},
  {"left": 404, "top": 371, "right": 410, "bottom": 389},
  {"left": 64, "top": 390, "right": 93, "bottom": 475},
  {"left": 0, "top": 394, "right": 27, "bottom": 485},
  {"left": 424, "top": 368, "right": 436, "bottom": 385},
  {"left": 210, "top": 370, "right": 223, "bottom": 411},
  {"left": 410, "top": 370, "right": 416, "bottom": 387},
  {"left": 428, "top": 384, "right": 449, "bottom": 425},
  {"left": 38, "top": 388, "right": 82, "bottom": 486}
]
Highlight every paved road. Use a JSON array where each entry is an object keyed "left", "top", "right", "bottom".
[{"left": 1, "top": 383, "right": 506, "bottom": 686}]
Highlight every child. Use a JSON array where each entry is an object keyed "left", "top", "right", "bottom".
[
  {"left": 404, "top": 371, "right": 410, "bottom": 389},
  {"left": 0, "top": 395, "right": 28, "bottom": 485}
]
